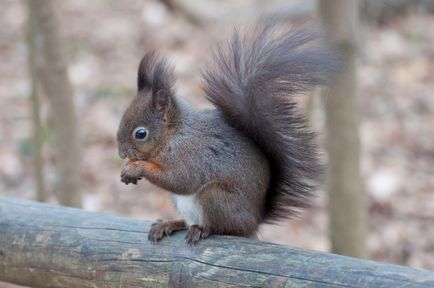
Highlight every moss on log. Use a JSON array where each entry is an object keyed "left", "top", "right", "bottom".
[{"left": 0, "top": 197, "right": 433, "bottom": 287}]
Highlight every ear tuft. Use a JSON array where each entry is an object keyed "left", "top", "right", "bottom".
[
  {"left": 137, "top": 52, "right": 175, "bottom": 93},
  {"left": 137, "top": 51, "right": 157, "bottom": 91},
  {"left": 151, "top": 58, "right": 175, "bottom": 96}
]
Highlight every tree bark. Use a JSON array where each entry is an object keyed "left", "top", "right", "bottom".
[
  {"left": 29, "top": 0, "right": 82, "bottom": 207},
  {"left": 319, "top": 0, "right": 368, "bottom": 258}
]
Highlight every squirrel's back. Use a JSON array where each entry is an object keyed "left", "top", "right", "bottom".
[
  {"left": 202, "top": 19, "right": 339, "bottom": 221},
  {"left": 175, "top": 102, "right": 270, "bottom": 191}
]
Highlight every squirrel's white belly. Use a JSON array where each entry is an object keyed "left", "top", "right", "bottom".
[{"left": 173, "top": 194, "right": 201, "bottom": 226}]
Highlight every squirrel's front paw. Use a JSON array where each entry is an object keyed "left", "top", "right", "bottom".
[
  {"left": 120, "top": 160, "right": 144, "bottom": 185},
  {"left": 120, "top": 171, "right": 141, "bottom": 185}
]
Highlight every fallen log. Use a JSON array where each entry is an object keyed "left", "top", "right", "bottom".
[{"left": 0, "top": 197, "right": 433, "bottom": 287}]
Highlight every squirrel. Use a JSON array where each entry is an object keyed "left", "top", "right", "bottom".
[{"left": 116, "top": 19, "right": 338, "bottom": 245}]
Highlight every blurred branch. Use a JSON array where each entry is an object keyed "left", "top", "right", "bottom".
[
  {"left": 361, "top": 0, "right": 434, "bottom": 24},
  {"left": 27, "top": 0, "right": 47, "bottom": 203},
  {"left": 158, "top": 0, "right": 203, "bottom": 26}
]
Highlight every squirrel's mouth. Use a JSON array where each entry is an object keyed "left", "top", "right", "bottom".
[
  {"left": 128, "top": 156, "right": 149, "bottom": 162},
  {"left": 118, "top": 145, "right": 151, "bottom": 161},
  {"left": 119, "top": 147, "right": 140, "bottom": 161},
  {"left": 127, "top": 151, "right": 150, "bottom": 162}
]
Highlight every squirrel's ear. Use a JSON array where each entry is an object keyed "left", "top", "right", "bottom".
[
  {"left": 137, "top": 52, "right": 176, "bottom": 119},
  {"left": 152, "top": 90, "right": 171, "bottom": 117},
  {"left": 152, "top": 89, "right": 172, "bottom": 119},
  {"left": 151, "top": 59, "right": 176, "bottom": 119}
]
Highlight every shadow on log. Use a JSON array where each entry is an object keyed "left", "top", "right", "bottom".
[{"left": 0, "top": 197, "right": 433, "bottom": 287}]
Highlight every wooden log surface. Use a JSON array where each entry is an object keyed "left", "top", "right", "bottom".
[{"left": 0, "top": 197, "right": 433, "bottom": 287}]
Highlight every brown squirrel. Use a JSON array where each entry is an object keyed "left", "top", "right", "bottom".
[{"left": 117, "top": 20, "right": 338, "bottom": 245}]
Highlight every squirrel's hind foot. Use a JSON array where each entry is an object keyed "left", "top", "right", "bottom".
[
  {"left": 185, "top": 225, "right": 210, "bottom": 246},
  {"left": 148, "top": 219, "right": 187, "bottom": 244}
]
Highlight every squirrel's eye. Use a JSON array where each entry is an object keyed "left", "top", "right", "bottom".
[{"left": 133, "top": 127, "right": 148, "bottom": 140}]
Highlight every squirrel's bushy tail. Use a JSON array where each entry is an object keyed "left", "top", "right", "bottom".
[{"left": 202, "top": 19, "right": 339, "bottom": 222}]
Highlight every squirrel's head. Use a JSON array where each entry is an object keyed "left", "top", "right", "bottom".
[{"left": 117, "top": 52, "right": 178, "bottom": 161}]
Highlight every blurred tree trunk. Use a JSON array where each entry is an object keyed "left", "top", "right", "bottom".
[
  {"left": 29, "top": 0, "right": 82, "bottom": 208},
  {"left": 319, "top": 0, "right": 368, "bottom": 258},
  {"left": 27, "top": 2, "right": 47, "bottom": 202}
]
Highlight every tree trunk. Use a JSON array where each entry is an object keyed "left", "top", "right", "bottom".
[
  {"left": 29, "top": 0, "right": 82, "bottom": 208},
  {"left": 319, "top": 0, "right": 368, "bottom": 258}
]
